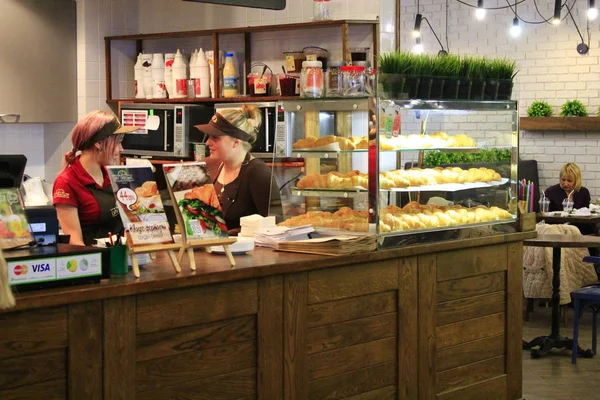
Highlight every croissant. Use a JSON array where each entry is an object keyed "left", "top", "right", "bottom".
[{"left": 292, "top": 137, "right": 318, "bottom": 149}]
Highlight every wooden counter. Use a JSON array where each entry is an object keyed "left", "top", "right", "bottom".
[{"left": 0, "top": 231, "right": 535, "bottom": 400}]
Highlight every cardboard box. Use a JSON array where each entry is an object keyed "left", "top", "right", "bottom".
[{"left": 518, "top": 212, "right": 537, "bottom": 232}]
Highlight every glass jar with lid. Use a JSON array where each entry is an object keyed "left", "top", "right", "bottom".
[
  {"left": 325, "top": 61, "right": 345, "bottom": 97},
  {"left": 300, "top": 60, "right": 324, "bottom": 98},
  {"left": 341, "top": 65, "right": 366, "bottom": 97}
]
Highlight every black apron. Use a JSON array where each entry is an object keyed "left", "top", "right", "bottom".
[{"left": 81, "top": 184, "right": 123, "bottom": 246}]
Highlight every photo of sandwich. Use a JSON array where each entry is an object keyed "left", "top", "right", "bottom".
[
  {"left": 130, "top": 181, "right": 164, "bottom": 214},
  {"left": 163, "top": 162, "right": 228, "bottom": 239}
]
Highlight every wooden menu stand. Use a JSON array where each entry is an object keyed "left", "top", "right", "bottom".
[
  {"left": 125, "top": 231, "right": 183, "bottom": 278},
  {"left": 163, "top": 164, "right": 237, "bottom": 271},
  {"left": 177, "top": 237, "right": 237, "bottom": 271}
]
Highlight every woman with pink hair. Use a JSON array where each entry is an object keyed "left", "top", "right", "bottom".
[{"left": 52, "top": 110, "right": 137, "bottom": 245}]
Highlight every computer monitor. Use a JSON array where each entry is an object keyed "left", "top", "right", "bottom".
[{"left": 0, "top": 155, "right": 27, "bottom": 189}]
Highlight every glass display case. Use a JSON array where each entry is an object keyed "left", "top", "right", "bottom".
[
  {"left": 269, "top": 98, "right": 519, "bottom": 248},
  {"left": 374, "top": 99, "right": 518, "bottom": 248}
]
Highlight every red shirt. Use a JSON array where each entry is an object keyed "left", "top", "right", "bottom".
[{"left": 52, "top": 158, "right": 112, "bottom": 225}]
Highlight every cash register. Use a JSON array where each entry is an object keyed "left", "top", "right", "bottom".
[{"left": 1, "top": 155, "right": 109, "bottom": 291}]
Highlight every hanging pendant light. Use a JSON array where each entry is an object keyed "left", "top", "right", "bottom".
[
  {"left": 552, "top": 0, "right": 562, "bottom": 25},
  {"left": 475, "top": 0, "right": 486, "bottom": 20},
  {"left": 413, "top": 14, "right": 423, "bottom": 38},
  {"left": 589, "top": 0, "right": 598, "bottom": 20},
  {"left": 510, "top": 16, "right": 521, "bottom": 37}
]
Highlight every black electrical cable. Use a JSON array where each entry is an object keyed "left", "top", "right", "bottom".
[
  {"left": 532, "top": 0, "right": 572, "bottom": 25},
  {"left": 565, "top": 0, "right": 587, "bottom": 44},
  {"left": 445, "top": 0, "right": 450, "bottom": 52},
  {"left": 422, "top": 16, "right": 447, "bottom": 53}
]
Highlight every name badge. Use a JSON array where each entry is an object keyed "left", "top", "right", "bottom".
[{"left": 111, "top": 207, "right": 119, "bottom": 218}]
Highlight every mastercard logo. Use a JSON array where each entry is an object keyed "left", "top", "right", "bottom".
[
  {"left": 67, "top": 260, "right": 78, "bottom": 273},
  {"left": 13, "top": 264, "right": 28, "bottom": 276}
]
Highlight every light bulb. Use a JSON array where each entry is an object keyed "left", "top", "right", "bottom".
[
  {"left": 413, "top": 41, "right": 424, "bottom": 54},
  {"left": 510, "top": 17, "right": 521, "bottom": 38},
  {"left": 476, "top": 0, "right": 486, "bottom": 20},
  {"left": 412, "top": 30, "right": 421, "bottom": 38},
  {"left": 588, "top": 7, "right": 598, "bottom": 19},
  {"left": 552, "top": 17, "right": 561, "bottom": 25},
  {"left": 552, "top": 0, "right": 561, "bottom": 25}
]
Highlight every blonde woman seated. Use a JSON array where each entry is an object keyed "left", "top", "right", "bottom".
[{"left": 523, "top": 222, "right": 598, "bottom": 306}]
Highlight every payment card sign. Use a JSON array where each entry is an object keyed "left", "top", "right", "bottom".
[{"left": 7, "top": 258, "right": 56, "bottom": 284}]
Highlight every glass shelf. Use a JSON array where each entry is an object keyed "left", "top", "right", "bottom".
[
  {"left": 293, "top": 188, "right": 367, "bottom": 198},
  {"left": 381, "top": 178, "right": 509, "bottom": 193}
]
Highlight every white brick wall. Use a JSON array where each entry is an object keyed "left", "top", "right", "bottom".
[{"left": 400, "top": 0, "right": 600, "bottom": 199}]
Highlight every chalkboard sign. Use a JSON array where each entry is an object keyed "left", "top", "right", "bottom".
[{"left": 183, "top": 0, "right": 285, "bottom": 10}]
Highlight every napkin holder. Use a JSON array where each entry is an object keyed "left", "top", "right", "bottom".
[{"left": 517, "top": 212, "right": 536, "bottom": 232}]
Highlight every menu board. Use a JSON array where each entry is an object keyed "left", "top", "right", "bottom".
[
  {"left": 163, "top": 162, "right": 228, "bottom": 240},
  {"left": 106, "top": 166, "right": 173, "bottom": 246},
  {"left": 0, "top": 189, "right": 33, "bottom": 250}
]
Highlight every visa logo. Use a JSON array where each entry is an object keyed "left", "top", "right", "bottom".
[{"left": 32, "top": 263, "right": 51, "bottom": 272}]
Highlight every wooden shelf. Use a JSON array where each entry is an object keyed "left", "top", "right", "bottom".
[
  {"left": 105, "top": 19, "right": 379, "bottom": 103},
  {"left": 107, "top": 96, "right": 301, "bottom": 105},
  {"left": 520, "top": 117, "right": 600, "bottom": 131}
]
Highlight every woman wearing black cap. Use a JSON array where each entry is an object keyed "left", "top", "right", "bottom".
[
  {"left": 52, "top": 110, "right": 138, "bottom": 246},
  {"left": 195, "top": 105, "right": 277, "bottom": 235}
]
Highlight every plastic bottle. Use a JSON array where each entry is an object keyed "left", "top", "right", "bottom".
[
  {"left": 313, "top": 0, "right": 332, "bottom": 21},
  {"left": 164, "top": 53, "right": 175, "bottom": 98},
  {"left": 189, "top": 49, "right": 198, "bottom": 80},
  {"left": 171, "top": 49, "right": 188, "bottom": 98},
  {"left": 223, "top": 52, "right": 239, "bottom": 98},
  {"left": 141, "top": 54, "right": 154, "bottom": 99},
  {"left": 134, "top": 53, "right": 145, "bottom": 99},
  {"left": 195, "top": 48, "right": 210, "bottom": 98},
  {"left": 151, "top": 53, "right": 167, "bottom": 99}
]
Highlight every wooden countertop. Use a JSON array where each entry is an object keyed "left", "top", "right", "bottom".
[
  {"left": 5, "top": 231, "right": 536, "bottom": 313},
  {"left": 536, "top": 213, "right": 600, "bottom": 224},
  {"left": 524, "top": 234, "right": 600, "bottom": 248}
]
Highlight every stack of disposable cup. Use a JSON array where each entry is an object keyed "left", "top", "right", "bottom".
[
  {"left": 171, "top": 49, "right": 188, "bottom": 98},
  {"left": 151, "top": 53, "right": 167, "bottom": 99},
  {"left": 164, "top": 53, "right": 175, "bottom": 98},
  {"left": 195, "top": 48, "right": 210, "bottom": 98},
  {"left": 134, "top": 53, "right": 145, "bottom": 99},
  {"left": 141, "top": 54, "right": 154, "bottom": 99}
]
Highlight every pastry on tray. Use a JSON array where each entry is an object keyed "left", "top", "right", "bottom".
[
  {"left": 379, "top": 201, "right": 513, "bottom": 233},
  {"left": 279, "top": 207, "right": 368, "bottom": 232},
  {"left": 373, "top": 132, "right": 477, "bottom": 150},
  {"left": 292, "top": 135, "right": 369, "bottom": 151}
]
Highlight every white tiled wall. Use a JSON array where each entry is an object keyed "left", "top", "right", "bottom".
[
  {"left": 0, "top": 124, "right": 45, "bottom": 179},
  {"left": 399, "top": 0, "right": 600, "bottom": 198}
]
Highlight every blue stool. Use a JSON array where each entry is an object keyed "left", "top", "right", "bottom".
[{"left": 571, "top": 256, "right": 600, "bottom": 364}]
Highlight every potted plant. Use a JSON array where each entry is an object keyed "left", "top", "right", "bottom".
[
  {"left": 527, "top": 100, "right": 553, "bottom": 117},
  {"left": 497, "top": 58, "right": 518, "bottom": 100},
  {"left": 560, "top": 99, "right": 588, "bottom": 117},
  {"left": 457, "top": 57, "right": 472, "bottom": 100},
  {"left": 439, "top": 54, "right": 461, "bottom": 99},
  {"left": 468, "top": 56, "right": 487, "bottom": 100},
  {"left": 416, "top": 54, "right": 434, "bottom": 99},
  {"left": 378, "top": 52, "right": 414, "bottom": 99}
]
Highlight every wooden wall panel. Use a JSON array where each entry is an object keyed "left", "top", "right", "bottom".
[
  {"left": 436, "top": 355, "right": 505, "bottom": 394},
  {"left": 257, "top": 276, "right": 283, "bottom": 400},
  {"left": 0, "top": 349, "right": 65, "bottom": 391},
  {"left": 136, "top": 280, "right": 258, "bottom": 333},
  {"left": 136, "top": 340, "right": 255, "bottom": 392},
  {"left": 437, "top": 334, "right": 505, "bottom": 372},
  {"left": 436, "top": 272, "right": 506, "bottom": 303},
  {"left": 342, "top": 385, "right": 397, "bottom": 400},
  {"left": 307, "top": 313, "right": 396, "bottom": 354},
  {"left": 506, "top": 242, "right": 523, "bottom": 400},
  {"left": 398, "top": 256, "right": 418, "bottom": 400},
  {"left": 437, "top": 313, "right": 505, "bottom": 349},
  {"left": 136, "top": 368, "right": 256, "bottom": 400},
  {"left": 308, "top": 291, "right": 397, "bottom": 328},
  {"left": 436, "top": 245, "right": 507, "bottom": 282},
  {"left": 437, "top": 291, "right": 505, "bottom": 326},
  {"left": 418, "top": 254, "right": 437, "bottom": 400},
  {"left": 0, "top": 307, "right": 66, "bottom": 359},
  {"left": 284, "top": 273, "right": 308, "bottom": 400},
  {"left": 308, "top": 362, "right": 396, "bottom": 400},
  {"left": 136, "top": 315, "right": 255, "bottom": 362},
  {"left": 68, "top": 301, "right": 102, "bottom": 400},
  {"left": 104, "top": 296, "right": 136, "bottom": 400},
  {"left": 308, "top": 337, "right": 396, "bottom": 380},
  {"left": 436, "top": 375, "right": 507, "bottom": 400},
  {"left": 0, "top": 378, "right": 66, "bottom": 400},
  {"left": 307, "top": 261, "right": 398, "bottom": 304}
]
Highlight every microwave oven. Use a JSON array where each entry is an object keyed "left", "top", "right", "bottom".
[
  {"left": 119, "top": 104, "right": 213, "bottom": 158},
  {"left": 214, "top": 102, "right": 285, "bottom": 158}
]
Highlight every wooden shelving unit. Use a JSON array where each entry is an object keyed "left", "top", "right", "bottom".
[
  {"left": 520, "top": 117, "right": 600, "bottom": 131},
  {"left": 107, "top": 95, "right": 301, "bottom": 105},
  {"left": 104, "top": 19, "right": 379, "bottom": 104}
]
